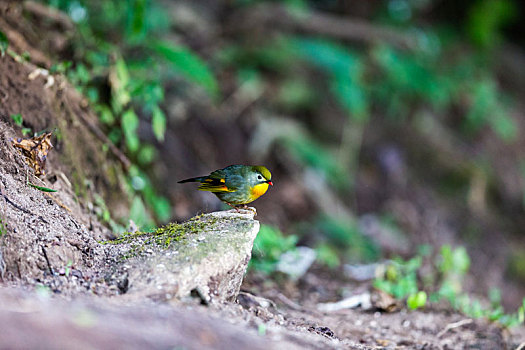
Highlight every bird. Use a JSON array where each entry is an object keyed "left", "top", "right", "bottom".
[{"left": 178, "top": 165, "right": 273, "bottom": 210}]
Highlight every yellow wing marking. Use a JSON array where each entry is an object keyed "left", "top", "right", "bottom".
[{"left": 198, "top": 183, "right": 235, "bottom": 193}]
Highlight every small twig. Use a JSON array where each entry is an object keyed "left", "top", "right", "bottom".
[
  {"left": 515, "top": 342, "right": 525, "bottom": 350},
  {"left": 41, "top": 246, "right": 54, "bottom": 276},
  {"left": 273, "top": 292, "right": 304, "bottom": 311},
  {"left": 23, "top": 1, "right": 74, "bottom": 30},
  {"left": 234, "top": 3, "right": 416, "bottom": 49},
  {"left": 216, "top": 80, "right": 265, "bottom": 120},
  {"left": 437, "top": 318, "right": 473, "bottom": 338},
  {"left": 1, "top": 181, "right": 32, "bottom": 215},
  {"left": 26, "top": 170, "right": 70, "bottom": 212},
  {"left": 66, "top": 101, "right": 131, "bottom": 169},
  {"left": 2, "top": 195, "right": 32, "bottom": 214}
]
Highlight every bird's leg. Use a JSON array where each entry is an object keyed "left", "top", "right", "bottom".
[{"left": 226, "top": 202, "right": 241, "bottom": 212}]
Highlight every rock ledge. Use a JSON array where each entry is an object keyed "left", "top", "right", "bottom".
[{"left": 103, "top": 209, "right": 260, "bottom": 302}]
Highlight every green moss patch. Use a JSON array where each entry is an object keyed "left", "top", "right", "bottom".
[{"left": 101, "top": 214, "right": 230, "bottom": 259}]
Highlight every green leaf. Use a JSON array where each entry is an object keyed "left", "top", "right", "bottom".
[
  {"left": 332, "top": 75, "right": 368, "bottom": 122},
  {"left": 121, "top": 109, "right": 140, "bottom": 152},
  {"left": 407, "top": 291, "right": 427, "bottom": 310},
  {"left": 291, "top": 38, "right": 359, "bottom": 74},
  {"left": 250, "top": 224, "right": 298, "bottom": 274},
  {"left": 467, "top": 0, "right": 516, "bottom": 48},
  {"left": 152, "top": 41, "right": 218, "bottom": 98},
  {"left": 277, "top": 79, "right": 316, "bottom": 111},
  {"left": 315, "top": 243, "right": 340, "bottom": 268},
  {"left": 316, "top": 216, "right": 380, "bottom": 262},
  {"left": 130, "top": 80, "right": 164, "bottom": 110},
  {"left": 465, "top": 78, "right": 516, "bottom": 141},
  {"left": 111, "top": 58, "right": 131, "bottom": 114},
  {"left": 283, "top": 136, "right": 348, "bottom": 189},
  {"left": 452, "top": 246, "right": 471, "bottom": 275},
  {"left": 96, "top": 105, "right": 116, "bottom": 125},
  {"left": 489, "top": 111, "right": 517, "bottom": 141},
  {"left": 126, "top": 0, "right": 147, "bottom": 42},
  {"left": 50, "top": 61, "right": 72, "bottom": 74},
  {"left": 291, "top": 38, "right": 368, "bottom": 121},
  {"left": 518, "top": 298, "right": 525, "bottom": 324},
  {"left": 152, "top": 105, "right": 166, "bottom": 142},
  {"left": 137, "top": 144, "right": 156, "bottom": 165},
  {"left": 489, "top": 288, "right": 502, "bottom": 307},
  {"left": 10, "top": 113, "right": 23, "bottom": 126},
  {"left": 0, "top": 30, "right": 8, "bottom": 57},
  {"left": 108, "top": 128, "right": 122, "bottom": 144},
  {"left": 28, "top": 182, "right": 57, "bottom": 192},
  {"left": 151, "top": 196, "right": 171, "bottom": 222},
  {"left": 129, "top": 195, "right": 153, "bottom": 230},
  {"left": 69, "top": 63, "right": 91, "bottom": 86}
]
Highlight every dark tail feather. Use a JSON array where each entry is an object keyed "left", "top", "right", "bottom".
[{"left": 178, "top": 176, "right": 205, "bottom": 184}]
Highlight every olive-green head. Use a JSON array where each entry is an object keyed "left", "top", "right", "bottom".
[{"left": 249, "top": 165, "right": 273, "bottom": 187}]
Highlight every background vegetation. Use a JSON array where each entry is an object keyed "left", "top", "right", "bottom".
[{"left": 24, "top": 0, "right": 525, "bottom": 324}]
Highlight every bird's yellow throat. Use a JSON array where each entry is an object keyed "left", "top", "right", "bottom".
[{"left": 250, "top": 183, "right": 269, "bottom": 200}]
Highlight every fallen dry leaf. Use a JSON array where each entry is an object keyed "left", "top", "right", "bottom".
[
  {"left": 370, "top": 288, "right": 400, "bottom": 312},
  {"left": 11, "top": 132, "right": 53, "bottom": 176}
]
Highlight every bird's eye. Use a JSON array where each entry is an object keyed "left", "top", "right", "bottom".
[{"left": 257, "top": 175, "right": 263, "bottom": 180}]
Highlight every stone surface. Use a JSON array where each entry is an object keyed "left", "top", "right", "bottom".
[
  {"left": 103, "top": 209, "right": 260, "bottom": 302},
  {"left": 0, "top": 288, "right": 299, "bottom": 350}
]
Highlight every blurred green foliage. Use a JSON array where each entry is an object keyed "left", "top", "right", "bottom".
[
  {"left": 315, "top": 216, "right": 380, "bottom": 262},
  {"left": 0, "top": 216, "right": 5, "bottom": 237},
  {"left": 467, "top": 0, "right": 517, "bottom": 48},
  {"left": 283, "top": 137, "right": 348, "bottom": 189},
  {"left": 217, "top": 1, "right": 521, "bottom": 283},
  {"left": 41, "top": 0, "right": 219, "bottom": 228},
  {"left": 507, "top": 248, "right": 525, "bottom": 284},
  {"left": 222, "top": 26, "right": 517, "bottom": 206},
  {"left": 0, "top": 29, "right": 8, "bottom": 56},
  {"left": 291, "top": 38, "right": 369, "bottom": 122},
  {"left": 314, "top": 243, "right": 340, "bottom": 268},
  {"left": 250, "top": 224, "right": 299, "bottom": 274},
  {"left": 10, "top": 113, "right": 32, "bottom": 136},
  {"left": 375, "top": 245, "right": 525, "bottom": 327},
  {"left": 152, "top": 41, "right": 218, "bottom": 98},
  {"left": 407, "top": 291, "right": 427, "bottom": 310},
  {"left": 38, "top": 1, "right": 522, "bottom": 276},
  {"left": 374, "top": 255, "right": 422, "bottom": 301}
]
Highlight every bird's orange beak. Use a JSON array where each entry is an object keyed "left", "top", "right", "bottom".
[{"left": 268, "top": 181, "right": 273, "bottom": 186}]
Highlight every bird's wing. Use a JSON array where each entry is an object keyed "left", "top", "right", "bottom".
[{"left": 198, "top": 169, "right": 238, "bottom": 193}]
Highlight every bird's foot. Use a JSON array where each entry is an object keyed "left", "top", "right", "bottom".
[
  {"left": 225, "top": 203, "right": 257, "bottom": 215},
  {"left": 241, "top": 205, "right": 257, "bottom": 215}
]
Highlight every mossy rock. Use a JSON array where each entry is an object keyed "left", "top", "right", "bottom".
[{"left": 102, "top": 209, "right": 260, "bottom": 302}]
